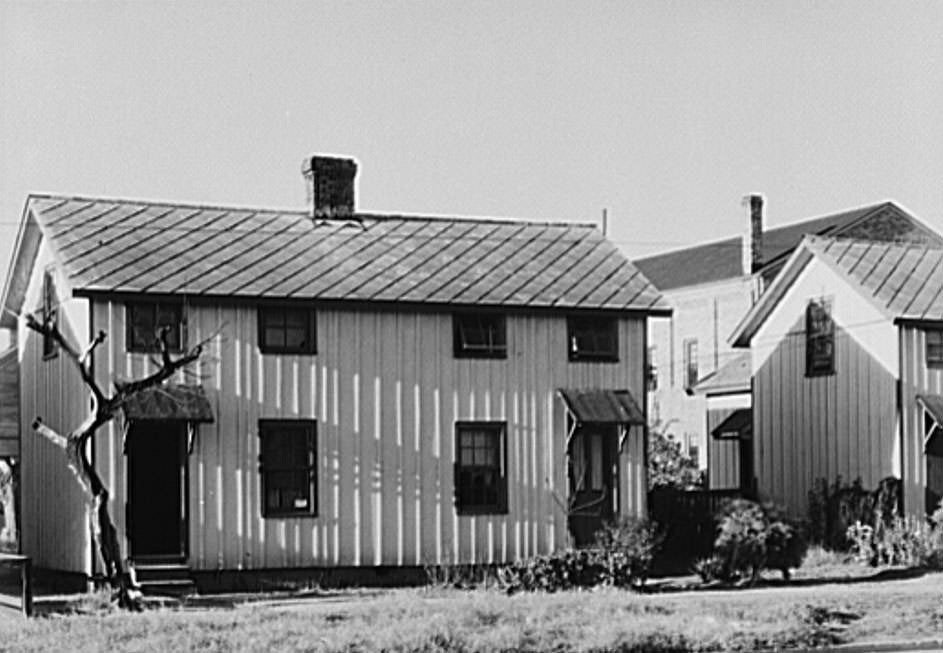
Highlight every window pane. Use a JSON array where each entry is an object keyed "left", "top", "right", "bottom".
[
  {"left": 284, "top": 309, "right": 307, "bottom": 329},
  {"left": 454, "top": 313, "right": 506, "bottom": 356},
  {"left": 261, "top": 422, "right": 315, "bottom": 515},
  {"left": 285, "top": 327, "right": 308, "bottom": 349},
  {"left": 568, "top": 317, "right": 617, "bottom": 360}
]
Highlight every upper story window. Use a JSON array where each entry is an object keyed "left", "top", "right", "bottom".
[
  {"left": 258, "top": 306, "right": 316, "bottom": 354},
  {"left": 683, "top": 338, "right": 699, "bottom": 389},
  {"left": 454, "top": 421, "right": 507, "bottom": 515},
  {"left": 259, "top": 420, "right": 317, "bottom": 517},
  {"left": 41, "top": 270, "right": 58, "bottom": 359},
  {"left": 127, "top": 301, "right": 184, "bottom": 353},
  {"left": 567, "top": 316, "right": 618, "bottom": 362},
  {"left": 927, "top": 330, "right": 943, "bottom": 369},
  {"left": 453, "top": 312, "right": 507, "bottom": 359},
  {"left": 806, "top": 299, "right": 835, "bottom": 377}
]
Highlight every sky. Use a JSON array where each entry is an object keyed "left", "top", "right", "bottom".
[{"left": 2, "top": 0, "right": 943, "bottom": 287}]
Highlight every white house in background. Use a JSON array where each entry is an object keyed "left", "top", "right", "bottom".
[
  {"left": 634, "top": 198, "right": 943, "bottom": 473},
  {"left": 731, "top": 235, "right": 943, "bottom": 518},
  {"left": 0, "top": 155, "right": 669, "bottom": 591}
]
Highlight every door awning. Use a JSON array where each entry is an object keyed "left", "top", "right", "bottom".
[
  {"left": 121, "top": 384, "right": 214, "bottom": 423},
  {"left": 558, "top": 389, "right": 645, "bottom": 425},
  {"left": 712, "top": 408, "right": 753, "bottom": 440}
]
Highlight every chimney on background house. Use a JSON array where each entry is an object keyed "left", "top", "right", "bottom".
[
  {"left": 302, "top": 155, "right": 358, "bottom": 218},
  {"left": 747, "top": 193, "right": 764, "bottom": 274}
]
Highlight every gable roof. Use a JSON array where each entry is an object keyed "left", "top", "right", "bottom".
[
  {"left": 1, "top": 195, "right": 668, "bottom": 326},
  {"left": 632, "top": 236, "right": 743, "bottom": 291},
  {"left": 634, "top": 201, "right": 940, "bottom": 291},
  {"left": 692, "top": 351, "right": 751, "bottom": 397},
  {"left": 731, "top": 236, "right": 943, "bottom": 347}
]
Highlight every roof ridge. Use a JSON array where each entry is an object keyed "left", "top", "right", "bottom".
[
  {"left": 805, "top": 233, "right": 943, "bottom": 252},
  {"left": 26, "top": 193, "right": 596, "bottom": 228}
]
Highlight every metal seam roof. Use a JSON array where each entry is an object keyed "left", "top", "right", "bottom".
[{"left": 27, "top": 194, "right": 668, "bottom": 313}]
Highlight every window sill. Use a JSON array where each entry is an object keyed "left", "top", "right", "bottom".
[
  {"left": 456, "top": 507, "right": 508, "bottom": 516},
  {"left": 262, "top": 512, "right": 318, "bottom": 519},
  {"left": 568, "top": 355, "right": 620, "bottom": 363},
  {"left": 453, "top": 351, "right": 508, "bottom": 360},
  {"left": 259, "top": 348, "right": 318, "bottom": 356}
]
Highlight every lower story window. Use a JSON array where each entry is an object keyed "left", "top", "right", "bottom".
[
  {"left": 259, "top": 420, "right": 316, "bottom": 517},
  {"left": 455, "top": 421, "right": 508, "bottom": 514}
]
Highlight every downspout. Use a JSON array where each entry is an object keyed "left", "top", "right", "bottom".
[
  {"left": 642, "top": 325, "right": 650, "bottom": 518},
  {"left": 87, "top": 297, "right": 96, "bottom": 589},
  {"left": 896, "top": 326, "right": 905, "bottom": 514}
]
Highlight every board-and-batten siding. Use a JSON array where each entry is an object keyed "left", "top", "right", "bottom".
[
  {"left": 707, "top": 407, "right": 740, "bottom": 490},
  {"left": 19, "top": 243, "right": 93, "bottom": 574},
  {"left": 753, "top": 320, "right": 897, "bottom": 516},
  {"left": 900, "top": 326, "right": 943, "bottom": 515},
  {"left": 93, "top": 300, "right": 647, "bottom": 572}
]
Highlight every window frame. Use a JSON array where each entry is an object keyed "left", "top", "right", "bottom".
[
  {"left": 258, "top": 305, "right": 317, "bottom": 355},
  {"left": 806, "top": 299, "right": 835, "bottom": 377},
  {"left": 258, "top": 419, "right": 318, "bottom": 518},
  {"left": 566, "top": 315, "right": 619, "bottom": 362},
  {"left": 926, "top": 330, "right": 943, "bottom": 369},
  {"left": 41, "top": 269, "right": 58, "bottom": 360},
  {"left": 454, "top": 421, "right": 508, "bottom": 515},
  {"left": 452, "top": 312, "right": 507, "bottom": 359},
  {"left": 683, "top": 338, "right": 699, "bottom": 390},
  {"left": 125, "top": 300, "right": 185, "bottom": 353}
]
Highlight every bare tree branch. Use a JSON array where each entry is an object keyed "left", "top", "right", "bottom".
[{"left": 24, "top": 316, "right": 206, "bottom": 610}]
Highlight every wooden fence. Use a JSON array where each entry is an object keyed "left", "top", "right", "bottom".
[{"left": 648, "top": 488, "right": 743, "bottom": 564}]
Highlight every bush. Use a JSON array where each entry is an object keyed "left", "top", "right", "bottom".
[
  {"left": 497, "top": 518, "right": 660, "bottom": 593},
  {"left": 808, "top": 476, "right": 901, "bottom": 551},
  {"left": 648, "top": 424, "right": 703, "bottom": 490},
  {"left": 712, "top": 499, "right": 808, "bottom": 583},
  {"left": 593, "top": 517, "right": 661, "bottom": 586},
  {"left": 847, "top": 510, "right": 943, "bottom": 569}
]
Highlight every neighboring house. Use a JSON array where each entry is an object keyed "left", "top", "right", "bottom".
[
  {"left": 691, "top": 351, "right": 752, "bottom": 492},
  {"left": 0, "top": 348, "right": 18, "bottom": 547},
  {"left": 0, "top": 155, "right": 669, "bottom": 589},
  {"left": 634, "top": 198, "right": 943, "bottom": 472},
  {"left": 731, "top": 235, "right": 943, "bottom": 518}
]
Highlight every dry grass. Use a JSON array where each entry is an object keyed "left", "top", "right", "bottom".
[{"left": 1, "top": 573, "right": 942, "bottom": 652}]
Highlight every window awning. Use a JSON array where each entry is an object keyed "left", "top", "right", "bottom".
[
  {"left": 711, "top": 408, "right": 752, "bottom": 440},
  {"left": 557, "top": 389, "right": 645, "bottom": 425},
  {"left": 918, "top": 394, "right": 943, "bottom": 428},
  {"left": 121, "top": 384, "right": 214, "bottom": 423},
  {"left": 918, "top": 394, "right": 943, "bottom": 454}
]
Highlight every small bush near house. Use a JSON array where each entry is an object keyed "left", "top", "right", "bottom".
[
  {"left": 847, "top": 503, "right": 943, "bottom": 569},
  {"left": 497, "top": 518, "right": 660, "bottom": 593},
  {"left": 711, "top": 499, "right": 809, "bottom": 583},
  {"left": 593, "top": 517, "right": 662, "bottom": 587},
  {"left": 648, "top": 424, "right": 703, "bottom": 490},
  {"left": 808, "top": 475, "right": 901, "bottom": 551}
]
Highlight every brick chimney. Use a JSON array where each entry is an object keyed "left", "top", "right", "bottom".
[
  {"left": 302, "top": 155, "right": 358, "bottom": 218},
  {"left": 748, "top": 193, "right": 764, "bottom": 274}
]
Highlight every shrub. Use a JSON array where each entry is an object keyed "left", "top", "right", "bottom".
[
  {"left": 648, "top": 424, "right": 703, "bottom": 490},
  {"left": 692, "top": 556, "right": 726, "bottom": 583},
  {"left": 498, "top": 518, "right": 660, "bottom": 593},
  {"left": 847, "top": 510, "right": 943, "bottom": 569},
  {"left": 713, "top": 499, "right": 809, "bottom": 583},
  {"left": 593, "top": 517, "right": 661, "bottom": 586},
  {"left": 808, "top": 476, "right": 901, "bottom": 551}
]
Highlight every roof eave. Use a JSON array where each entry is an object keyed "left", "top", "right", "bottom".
[{"left": 0, "top": 200, "right": 44, "bottom": 329}]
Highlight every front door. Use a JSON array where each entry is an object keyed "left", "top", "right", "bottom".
[
  {"left": 127, "top": 421, "right": 188, "bottom": 560},
  {"left": 568, "top": 425, "right": 618, "bottom": 546}
]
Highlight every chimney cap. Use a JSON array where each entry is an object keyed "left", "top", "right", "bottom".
[{"left": 302, "top": 155, "right": 358, "bottom": 175}]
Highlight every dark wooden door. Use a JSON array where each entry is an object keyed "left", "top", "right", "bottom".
[
  {"left": 127, "top": 422, "right": 187, "bottom": 559},
  {"left": 568, "top": 426, "right": 618, "bottom": 546},
  {"left": 927, "top": 441, "right": 943, "bottom": 516}
]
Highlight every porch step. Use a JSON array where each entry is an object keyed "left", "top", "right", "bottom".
[{"left": 132, "top": 563, "right": 196, "bottom": 597}]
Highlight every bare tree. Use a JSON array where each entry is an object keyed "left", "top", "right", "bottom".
[{"left": 25, "top": 314, "right": 203, "bottom": 609}]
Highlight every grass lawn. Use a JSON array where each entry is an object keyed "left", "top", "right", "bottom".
[{"left": 1, "top": 569, "right": 943, "bottom": 652}]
